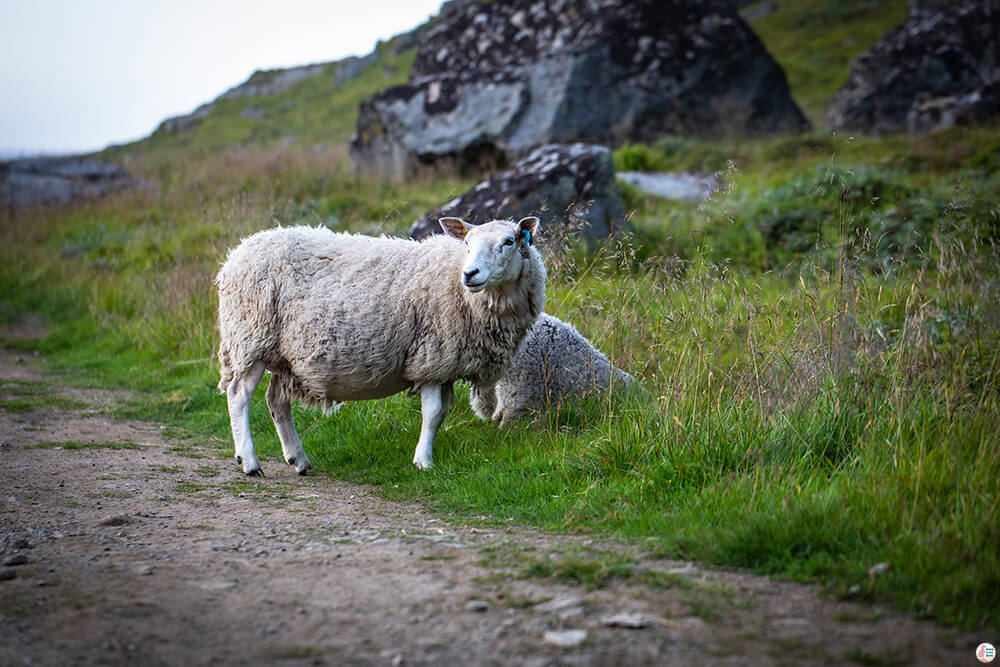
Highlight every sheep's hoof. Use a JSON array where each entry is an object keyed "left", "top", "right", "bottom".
[
  {"left": 413, "top": 458, "right": 433, "bottom": 471},
  {"left": 285, "top": 456, "right": 312, "bottom": 475},
  {"left": 245, "top": 467, "right": 264, "bottom": 477}
]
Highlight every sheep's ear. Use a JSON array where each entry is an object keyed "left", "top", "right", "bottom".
[
  {"left": 518, "top": 216, "right": 539, "bottom": 244},
  {"left": 439, "top": 217, "right": 471, "bottom": 239}
]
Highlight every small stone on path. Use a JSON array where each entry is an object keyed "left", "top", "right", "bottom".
[
  {"left": 99, "top": 515, "right": 131, "bottom": 527},
  {"left": 3, "top": 554, "right": 28, "bottom": 566},
  {"left": 601, "top": 612, "right": 649, "bottom": 629},
  {"left": 543, "top": 629, "right": 587, "bottom": 647},
  {"left": 466, "top": 600, "right": 489, "bottom": 612},
  {"left": 533, "top": 597, "right": 582, "bottom": 613}
]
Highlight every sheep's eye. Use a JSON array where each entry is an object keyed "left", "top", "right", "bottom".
[{"left": 503, "top": 237, "right": 515, "bottom": 247}]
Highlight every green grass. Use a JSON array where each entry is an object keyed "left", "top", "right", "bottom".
[
  {"left": 28, "top": 441, "right": 141, "bottom": 450},
  {"left": 1, "top": 1, "right": 998, "bottom": 636},
  {"left": 3, "top": 133, "right": 999, "bottom": 631},
  {"left": 0, "top": 380, "right": 90, "bottom": 413}
]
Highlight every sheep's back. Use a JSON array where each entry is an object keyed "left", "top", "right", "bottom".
[{"left": 218, "top": 226, "right": 477, "bottom": 403}]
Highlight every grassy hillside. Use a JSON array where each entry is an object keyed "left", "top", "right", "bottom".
[
  {"left": 3, "top": 0, "right": 999, "bottom": 634},
  {"left": 748, "top": 0, "right": 910, "bottom": 122},
  {"left": 104, "top": 36, "right": 417, "bottom": 165}
]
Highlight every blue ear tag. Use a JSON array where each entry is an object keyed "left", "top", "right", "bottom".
[{"left": 522, "top": 229, "right": 532, "bottom": 245}]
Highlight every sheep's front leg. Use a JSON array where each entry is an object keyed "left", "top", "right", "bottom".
[
  {"left": 226, "top": 361, "right": 267, "bottom": 476},
  {"left": 413, "top": 383, "right": 454, "bottom": 470},
  {"left": 266, "top": 373, "right": 311, "bottom": 475}
]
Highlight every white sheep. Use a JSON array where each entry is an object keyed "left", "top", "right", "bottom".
[
  {"left": 216, "top": 217, "right": 546, "bottom": 474},
  {"left": 470, "top": 313, "right": 633, "bottom": 425}
]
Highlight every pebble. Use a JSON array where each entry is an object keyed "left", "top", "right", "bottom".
[
  {"left": 543, "top": 629, "right": 587, "bottom": 647},
  {"left": 466, "top": 600, "right": 489, "bottom": 612},
  {"left": 3, "top": 554, "right": 28, "bottom": 566},
  {"left": 533, "top": 597, "right": 582, "bottom": 613},
  {"left": 99, "top": 515, "right": 130, "bottom": 527},
  {"left": 0, "top": 568, "right": 16, "bottom": 581},
  {"left": 13, "top": 539, "right": 30, "bottom": 549},
  {"left": 601, "top": 612, "right": 649, "bottom": 629},
  {"left": 139, "top": 565, "right": 154, "bottom": 576}
]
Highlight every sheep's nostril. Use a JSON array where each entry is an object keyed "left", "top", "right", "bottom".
[{"left": 464, "top": 268, "right": 480, "bottom": 282}]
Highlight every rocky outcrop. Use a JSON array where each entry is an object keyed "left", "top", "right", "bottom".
[
  {"left": 410, "top": 143, "right": 627, "bottom": 244},
  {"left": 351, "top": 0, "right": 808, "bottom": 180},
  {"left": 0, "top": 157, "right": 144, "bottom": 211},
  {"left": 156, "top": 63, "right": 334, "bottom": 136},
  {"left": 828, "top": 0, "right": 1000, "bottom": 136},
  {"left": 220, "top": 64, "right": 329, "bottom": 100}
]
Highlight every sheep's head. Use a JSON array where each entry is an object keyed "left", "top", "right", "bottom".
[{"left": 439, "top": 216, "right": 539, "bottom": 293}]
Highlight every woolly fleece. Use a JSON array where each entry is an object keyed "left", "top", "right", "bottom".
[
  {"left": 471, "top": 313, "right": 633, "bottom": 425},
  {"left": 216, "top": 225, "right": 546, "bottom": 411}
]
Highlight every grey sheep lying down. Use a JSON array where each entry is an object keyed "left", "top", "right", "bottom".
[
  {"left": 216, "top": 217, "right": 546, "bottom": 474},
  {"left": 471, "top": 313, "right": 634, "bottom": 426}
]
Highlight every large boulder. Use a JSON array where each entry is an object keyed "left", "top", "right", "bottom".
[
  {"left": 351, "top": 0, "right": 809, "bottom": 180},
  {"left": 410, "top": 143, "right": 628, "bottom": 244},
  {"left": 0, "top": 157, "right": 143, "bottom": 211},
  {"left": 828, "top": 0, "right": 1000, "bottom": 136}
]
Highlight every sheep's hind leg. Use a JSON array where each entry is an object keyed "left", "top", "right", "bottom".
[
  {"left": 412, "top": 383, "right": 454, "bottom": 470},
  {"left": 266, "top": 373, "right": 311, "bottom": 475},
  {"left": 226, "top": 361, "right": 266, "bottom": 476}
]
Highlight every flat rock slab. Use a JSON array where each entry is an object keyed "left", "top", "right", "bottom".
[
  {"left": 617, "top": 171, "right": 722, "bottom": 203},
  {"left": 0, "top": 157, "right": 145, "bottom": 210}
]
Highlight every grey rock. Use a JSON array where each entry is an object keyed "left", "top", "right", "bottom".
[
  {"left": 98, "top": 515, "right": 131, "bottom": 527},
  {"left": 219, "top": 63, "right": 328, "bottom": 101},
  {"left": 601, "top": 612, "right": 649, "bottom": 629},
  {"left": 828, "top": 0, "right": 1000, "bottom": 136},
  {"left": 410, "top": 143, "right": 628, "bottom": 245},
  {"left": 617, "top": 171, "right": 721, "bottom": 202},
  {"left": 156, "top": 102, "right": 216, "bottom": 135},
  {"left": 532, "top": 596, "right": 583, "bottom": 613},
  {"left": 465, "top": 599, "right": 490, "bottom": 612},
  {"left": 741, "top": 1, "right": 779, "bottom": 22},
  {"left": 0, "top": 568, "right": 15, "bottom": 581},
  {"left": 351, "top": 0, "right": 808, "bottom": 179},
  {"left": 0, "top": 157, "right": 142, "bottom": 210},
  {"left": 3, "top": 554, "right": 28, "bottom": 566},
  {"left": 543, "top": 629, "right": 587, "bottom": 647},
  {"left": 240, "top": 107, "right": 266, "bottom": 120},
  {"left": 335, "top": 53, "right": 378, "bottom": 84}
]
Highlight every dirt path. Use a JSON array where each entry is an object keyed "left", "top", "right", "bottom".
[{"left": 0, "top": 329, "right": 976, "bottom": 666}]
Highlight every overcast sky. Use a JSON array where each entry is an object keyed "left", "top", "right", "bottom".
[{"left": 0, "top": 0, "right": 444, "bottom": 157}]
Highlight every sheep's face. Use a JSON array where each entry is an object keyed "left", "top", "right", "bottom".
[{"left": 439, "top": 216, "right": 539, "bottom": 293}]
